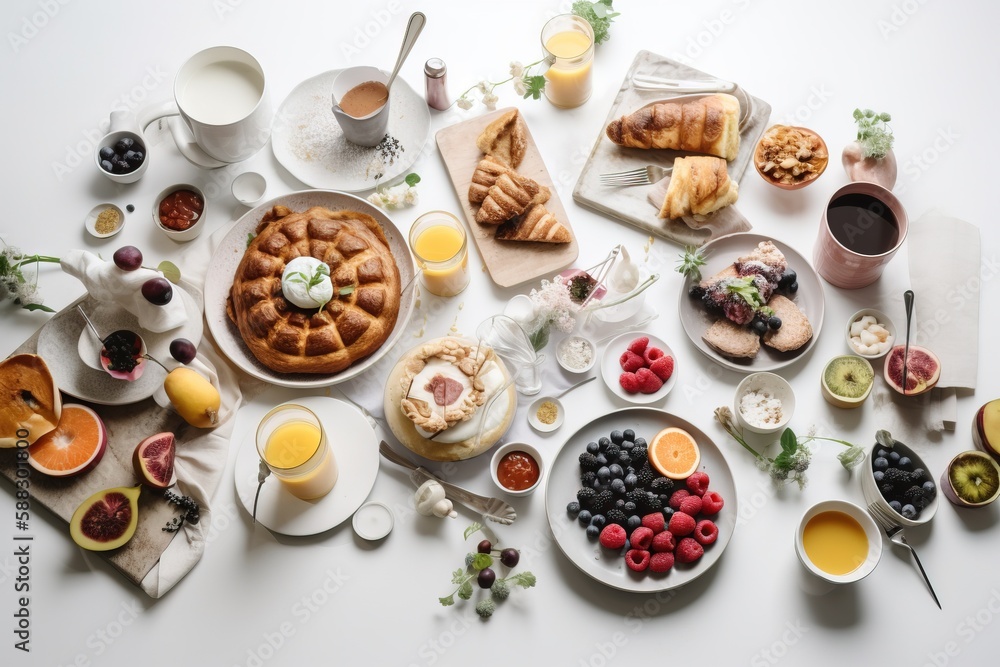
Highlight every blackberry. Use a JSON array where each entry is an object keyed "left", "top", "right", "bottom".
[
  {"left": 605, "top": 443, "right": 621, "bottom": 459},
  {"left": 636, "top": 467, "right": 654, "bottom": 486},
  {"left": 579, "top": 452, "right": 600, "bottom": 472},
  {"left": 606, "top": 508, "right": 627, "bottom": 526},
  {"left": 577, "top": 487, "right": 597, "bottom": 507},
  {"left": 883, "top": 468, "right": 910, "bottom": 487},
  {"left": 626, "top": 489, "right": 647, "bottom": 506},
  {"left": 591, "top": 490, "right": 614, "bottom": 514},
  {"left": 880, "top": 483, "right": 896, "bottom": 499},
  {"left": 618, "top": 452, "right": 632, "bottom": 466},
  {"left": 650, "top": 477, "right": 674, "bottom": 494},
  {"left": 912, "top": 468, "right": 927, "bottom": 482},
  {"left": 580, "top": 471, "right": 597, "bottom": 487},
  {"left": 645, "top": 494, "right": 663, "bottom": 512},
  {"left": 903, "top": 485, "right": 926, "bottom": 505},
  {"left": 633, "top": 448, "right": 648, "bottom": 464},
  {"left": 566, "top": 501, "right": 581, "bottom": 515},
  {"left": 634, "top": 437, "right": 647, "bottom": 448}
]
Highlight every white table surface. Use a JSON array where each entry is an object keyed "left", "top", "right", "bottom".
[{"left": 2, "top": 0, "right": 999, "bottom": 665}]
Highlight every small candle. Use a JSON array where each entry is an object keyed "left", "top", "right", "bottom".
[
  {"left": 541, "top": 14, "right": 594, "bottom": 108},
  {"left": 409, "top": 211, "right": 470, "bottom": 297}
]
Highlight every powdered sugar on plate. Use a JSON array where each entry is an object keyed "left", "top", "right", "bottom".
[{"left": 271, "top": 70, "right": 430, "bottom": 191}]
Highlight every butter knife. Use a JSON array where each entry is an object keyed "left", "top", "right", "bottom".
[
  {"left": 632, "top": 74, "right": 737, "bottom": 94},
  {"left": 902, "top": 290, "right": 914, "bottom": 395},
  {"left": 379, "top": 441, "right": 517, "bottom": 525}
]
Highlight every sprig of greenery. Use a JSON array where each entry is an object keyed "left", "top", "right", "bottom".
[
  {"left": 438, "top": 523, "right": 535, "bottom": 618},
  {"left": 724, "top": 277, "right": 768, "bottom": 310},
  {"left": 853, "top": 108, "right": 894, "bottom": 159},
  {"left": 675, "top": 246, "right": 707, "bottom": 281},
  {"left": 0, "top": 240, "right": 60, "bottom": 313},
  {"left": 572, "top": 0, "right": 620, "bottom": 45}
]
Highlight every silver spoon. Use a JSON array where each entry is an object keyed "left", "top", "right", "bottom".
[
  {"left": 901, "top": 290, "right": 914, "bottom": 395},
  {"left": 377, "top": 12, "right": 426, "bottom": 105}
]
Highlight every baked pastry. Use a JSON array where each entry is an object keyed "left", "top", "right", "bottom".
[
  {"left": 468, "top": 156, "right": 513, "bottom": 205},
  {"left": 763, "top": 295, "right": 813, "bottom": 352},
  {"left": 227, "top": 205, "right": 401, "bottom": 374},
  {"left": 702, "top": 319, "right": 760, "bottom": 359},
  {"left": 475, "top": 172, "right": 548, "bottom": 225},
  {"left": 658, "top": 156, "right": 739, "bottom": 220},
  {"left": 476, "top": 109, "right": 527, "bottom": 169},
  {"left": 495, "top": 204, "right": 571, "bottom": 244},
  {"left": 0, "top": 354, "right": 61, "bottom": 447},
  {"left": 606, "top": 93, "right": 741, "bottom": 161}
]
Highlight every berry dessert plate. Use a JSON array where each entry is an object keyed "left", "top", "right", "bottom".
[
  {"left": 678, "top": 233, "right": 824, "bottom": 373},
  {"left": 545, "top": 407, "right": 738, "bottom": 593},
  {"left": 600, "top": 332, "right": 677, "bottom": 404}
]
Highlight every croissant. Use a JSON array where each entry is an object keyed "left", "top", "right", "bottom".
[
  {"left": 658, "top": 156, "right": 738, "bottom": 220},
  {"left": 475, "top": 172, "right": 548, "bottom": 225},
  {"left": 606, "top": 93, "right": 741, "bottom": 161},
  {"left": 468, "top": 156, "right": 512, "bottom": 205},
  {"left": 495, "top": 204, "right": 571, "bottom": 244},
  {"left": 476, "top": 109, "right": 527, "bottom": 169}
]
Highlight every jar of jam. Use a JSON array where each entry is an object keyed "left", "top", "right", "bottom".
[{"left": 158, "top": 188, "right": 204, "bottom": 231}]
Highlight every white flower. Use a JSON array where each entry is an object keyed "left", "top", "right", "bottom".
[
  {"left": 513, "top": 78, "right": 527, "bottom": 96},
  {"left": 509, "top": 61, "right": 524, "bottom": 78},
  {"left": 403, "top": 187, "right": 418, "bottom": 206},
  {"left": 457, "top": 96, "right": 473, "bottom": 110},
  {"left": 476, "top": 80, "right": 490, "bottom": 94},
  {"left": 482, "top": 93, "right": 499, "bottom": 111},
  {"left": 367, "top": 192, "right": 385, "bottom": 208}
]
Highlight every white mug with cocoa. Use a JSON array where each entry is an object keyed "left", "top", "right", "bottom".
[{"left": 331, "top": 66, "right": 390, "bottom": 147}]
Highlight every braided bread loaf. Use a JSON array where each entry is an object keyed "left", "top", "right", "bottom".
[{"left": 227, "top": 206, "right": 401, "bottom": 374}]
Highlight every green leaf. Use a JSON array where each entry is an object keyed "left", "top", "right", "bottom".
[
  {"left": 157, "top": 261, "right": 182, "bottom": 285},
  {"left": 246, "top": 232, "right": 256, "bottom": 249},
  {"left": 22, "top": 303, "right": 55, "bottom": 312},
  {"left": 451, "top": 567, "right": 466, "bottom": 585},
  {"left": 472, "top": 553, "right": 494, "bottom": 571},
  {"left": 507, "top": 571, "right": 537, "bottom": 588},
  {"left": 338, "top": 285, "right": 356, "bottom": 297},
  {"left": 405, "top": 173, "right": 421, "bottom": 187},
  {"left": 524, "top": 75, "right": 546, "bottom": 101},
  {"left": 675, "top": 246, "right": 707, "bottom": 281},
  {"left": 724, "top": 277, "right": 766, "bottom": 310},
  {"left": 463, "top": 522, "right": 483, "bottom": 540},
  {"left": 457, "top": 581, "right": 473, "bottom": 600},
  {"left": 439, "top": 594, "right": 455, "bottom": 607},
  {"left": 780, "top": 428, "right": 798, "bottom": 455}
]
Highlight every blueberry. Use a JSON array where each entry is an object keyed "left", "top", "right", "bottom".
[
  {"left": 901, "top": 504, "right": 917, "bottom": 520},
  {"left": 889, "top": 500, "right": 902, "bottom": 513},
  {"left": 788, "top": 281, "right": 799, "bottom": 293},
  {"left": 661, "top": 507, "right": 674, "bottom": 519},
  {"left": 874, "top": 470, "right": 885, "bottom": 482},
  {"left": 578, "top": 510, "right": 592, "bottom": 526},
  {"left": 615, "top": 499, "right": 625, "bottom": 508},
  {"left": 596, "top": 454, "right": 608, "bottom": 466},
  {"left": 898, "top": 456, "right": 912, "bottom": 470},
  {"left": 621, "top": 440, "right": 635, "bottom": 451},
  {"left": 874, "top": 457, "right": 889, "bottom": 471},
  {"left": 113, "top": 159, "right": 130, "bottom": 173},
  {"left": 99, "top": 146, "right": 115, "bottom": 160},
  {"left": 127, "top": 150, "right": 144, "bottom": 166},
  {"left": 623, "top": 539, "right": 631, "bottom": 551},
  {"left": 598, "top": 437, "right": 611, "bottom": 449},
  {"left": 586, "top": 441, "right": 600, "bottom": 454},
  {"left": 888, "top": 451, "right": 900, "bottom": 463},
  {"left": 609, "top": 464, "right": 623, "bottom": 479},
  {"left": 624, "top": 473, "right": 638, "bottom": 490},
  {"left": 913, "top": 468, "right": 927, "bottom": 481},
  {"left": 126, "top": 204, "right": 134, "bottom": 213},
  {"left": 590, "top": 514, "right": 606, "bottom": 528},
  {"left": 597, "top": 467, "right": 611, "bottom": 483},
  {"left": 779, "top": 269, "right": 797, "bottom": 287},
  {"left": 566, "top": 501, "right": 581, "bottom": 515},
  {"left": 618, "top": 452, "right": 631, "bottom": 466},
  {"left": 610, "top": 479, "right": 626, "bottom": 495},
  {"left": 623, "top": 501, "right": 636, "bottom": 514},
  {"left": 114, "top": 137, "right": 134, "bottom": 153},
  {"left": 610, "top": 430, "right": 624, "bottom": 445},
  {"left": 100, "top": 159, "right": 114, "bottom": 173},
  {"left": 627, "top": 515, "right": 641, "bottom": 530},
  {"left": 623, "top": 429, "right": 636, "bottom": 441},
  {"left": 922, "top": 480, "right": 936, "bottom": 497},
  {"left": 752, "top": 319, "right": 768, "bottom": 335},
  {"left": 875, "top": 449, "right": 888, "bottom": 459},
  {"left": 585, "top": 525, "right": 600, "bottom": 539},
  {"left": 768, "top": 316, "right": 782, "bottom": 330},
  {"left": 634, "top": 437, "right": 647, "bottom": 448}
]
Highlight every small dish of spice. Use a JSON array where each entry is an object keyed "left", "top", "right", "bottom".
[
  {"left": 490, "top": 442, "right": 543, "bottom": 496},
  {"left": 734, "top": 372, "right": 795, "bottom": 434},
  {"left": 556, "top": 335, "right": 596, "bottom": 374},
  {"left": 528, "top": 396, "right": 565, "bottom": 433},
  {"left": 153, "top": 183, "right": 206, "bottom": 242},
  {"left": 84, "top": 203, "right": 125, "bottom": 239}
]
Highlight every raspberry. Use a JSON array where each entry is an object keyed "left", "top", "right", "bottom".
[
  {"left": 686, "top": 472, "right": 710, "bottom": 496},
  {"left": 668, "top": 511, "right": 696, "bottom": 536},
  {"left": 651, "top": 530, "right": 676, "bottom": 553},
  {"left": 701, "top": 491, "right": 725, "bottom": 515},
  {"left": 643, "top": 346, "right": 665, "bottom": 364},
  {"left": 669, "top": 489, "right": 691, "bottom": 510},
  {"left": 641, "top": 513, "right": 665, "bottom": 533},
  {"left": 635, "top": 368, "right": 663, "bottom": 394},
  {"left": 625, "top": 549, "right": 650, "bottom": 572},
  {"left": 630, "top": 526, "right": 654, "bottom": 550},
  {"left": 619, "top": 372, "right": 640, "bottom": 393},
  {"left": 619, "top": 350, "right": 645, "bottom": 373},
  {"left": 628, "top": 336, "right": 649, "bottom": 355},
  {"left": 694, "top": 520, "right": 719, "bottom": 546},
  {"left": 599, "top": 524, "right": 627, "bottom": 550},
  {"left": 679, "top": 495, "right": 703, "bottom": 516},
  {"left": 649, "top": 355, "right": 675, "bottom": 382},
  {"left": 675, "top": 537, "right": 704, "bottom": 564},
  {"left": 650, "top": 552, "right": 674, "bottom": 573}
]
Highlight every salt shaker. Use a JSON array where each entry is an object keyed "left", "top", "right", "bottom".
[{"left": 424, "top": 58, "right": 450, "bottom": 111}]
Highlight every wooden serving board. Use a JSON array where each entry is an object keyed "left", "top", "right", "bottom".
[{"left": 436, "top": 107, "right": 578, "bottom": 288}]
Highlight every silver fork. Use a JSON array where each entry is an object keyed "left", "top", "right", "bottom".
[
  {"left": 867, "top": 502, "right": 941, "bottom": 609},
  {"left": 598, "top": 164, "right": 672, "bottom": 187}
]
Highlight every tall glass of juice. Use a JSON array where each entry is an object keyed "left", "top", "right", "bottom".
[
  {"left": 540, "top": 14, "right": 595, "bottom": 108},
  {"left": 409, "top": 210, "right": 470, "bottom": 297},
  {"left": 255, "top": 404, "right": 338, "bottom": 500}
]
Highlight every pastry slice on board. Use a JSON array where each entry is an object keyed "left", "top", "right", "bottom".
[
  {"left": 495, "top": 204, "right": 572, "bottom": 244},
  {"left": 476, "top": 172, "right": 548, "bottom": 225},
  {"left": 476, "top": 109, "right": 527, "bottom": 168},
  {"left": 469, "top": 156, "right": 513, "bottom": 205},
  {"left": 605, "top": 93, "right": 741, "bottom": 160},
  {"left": 658, "top": 156, "right": 739, "bottom": 221}
]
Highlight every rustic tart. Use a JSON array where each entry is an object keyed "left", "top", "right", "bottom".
[{"left": 227, "top": 205, "right": 401, "bottom": 374}]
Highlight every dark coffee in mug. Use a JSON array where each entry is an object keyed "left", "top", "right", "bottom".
[{"left": 826, "top": 192, "right": 899, "bottom": 256}]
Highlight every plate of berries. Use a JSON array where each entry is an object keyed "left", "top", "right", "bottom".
[
  {"left": 545, "top": 407, "right": 737, "bottom": 592},
  {"left": 601, "top": 333, "right": 677, "bottom": 404}
]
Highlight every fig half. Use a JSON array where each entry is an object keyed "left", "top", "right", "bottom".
[
  {"left": 70, "top": 486, "right": 140, "bottom": 551},
  {"left": 133, "top": 432, "right": 176, "bottom": 489},
  {"left": 884, "top": 345, "right": 940, "bottom": 396}
]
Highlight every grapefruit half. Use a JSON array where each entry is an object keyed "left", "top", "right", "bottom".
[{"left": 28, "top": 404, "right": 107, "bottom": 477}]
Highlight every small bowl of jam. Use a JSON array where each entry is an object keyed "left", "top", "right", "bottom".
[
  {"left": 153, "top": 184, "right": 206, "bottom": 242},
  {"left": 490, "top": 442, "right": 543, "bottom": 497}
]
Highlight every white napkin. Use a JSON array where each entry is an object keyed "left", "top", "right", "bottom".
[{"left": 61, "top": 249, "right": 187, "bottom": 333}]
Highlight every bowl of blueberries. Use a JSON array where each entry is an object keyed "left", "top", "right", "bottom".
[
  {"left": 95, "top": 111, "right": 147, "bottom": 184},
  {"left": 861, "top": 430, "right": 938, "bottom": 528}
]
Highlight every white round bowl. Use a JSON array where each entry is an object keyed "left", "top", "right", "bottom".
[
  {"left": 862, "top": 437, "right": 939, "bottom": 527},
  {"left": 556, "top": 335, "right": 596, "bottom": 374},
  {"left": 845, "top": 308, "right": 896, "bottom": 359},
  {"left": 232, "top": 171, "right": 267, "bottom": 207},
  {"left": 153, "top": 183, "right": 207, "bottom": 242},
  {"left": 795, "top": 499, "right": 882, "bottom": 584},
  {"left": 84, "top": 203, "right": 126, "bottom": 239},
  {"left": 490, "top": 442, "right": 543, "bottom": 497},
  {"left": 527, "top": 396, "right": 564, "bottom": 433},
  {"left": 734, "top": 372, "right": 795, "bottom": 434}
]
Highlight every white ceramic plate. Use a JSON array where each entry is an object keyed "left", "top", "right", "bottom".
[
  {"left": 601, "top": 332, "right": 677, "bottom": 404},
  {"left": 36, "top": 291, "right": 202, "bottom": 405},
  {"left": 678, "top": 233, "right": 825, "bottom": 373},
  {"left": 544, "top": 407, "right": 738, "bottom": 592},
  {"left": 528, "top": 396, "right": 565, "bottom": 432},
  {"left": 271, "top": 70, "right": 430, "bottom": 191},
  {"left": 234, "top": 396, "right": 379, "bottom": 536},
  {"left": 203, "top": 190, "right": 416, "bottom": 388}
]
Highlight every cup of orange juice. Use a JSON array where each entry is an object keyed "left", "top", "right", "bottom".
[
  {"left": 255, "top": 404, "right": 338, "bottom": 500},
  {"left": 409, "top": 211, "right": 470, "bottom": 297},
  {"left": 540, "top": 14, "right": 594, "bottom": 108},
  {"left": 795, "top": 500, "right": 882, "bottom": 584}
]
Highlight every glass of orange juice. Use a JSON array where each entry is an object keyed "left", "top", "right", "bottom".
[
  {"left": 409, "top": 210, "right": 470, "bottom": 297},
  {"left": 255, "top": 404, "right": 338, "bottom": 500},
  {"left": 540, "top": 14, "right": 595, "bottom": 108}
]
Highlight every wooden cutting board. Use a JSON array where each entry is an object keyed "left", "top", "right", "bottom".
[{"left": 436, "top": 107, "right": 578, "bottom": 288}]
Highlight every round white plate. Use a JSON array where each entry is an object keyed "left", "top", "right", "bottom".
[
  {"left": 544, "top": 407, "right": 738, "bottom": 593},
  {"left": 678, "top": 233, "right": 825, "bottom": 373},
  {"left": 203, "top": 190, "right": 416, "bottom": 388},
  {"left": 36, "top": 291, "right": 202, "bottom": 405},
  {"left": 600, "top": 332, "right": 677, "bottom": 404},
  {"left": 234, "top": 396, "right": 379, "bottom": 537},
  {"left": 271, "top": 70, "right": 430, "bottom": 191}
]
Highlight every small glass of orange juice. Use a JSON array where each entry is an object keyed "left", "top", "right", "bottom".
[
  {"left": 255, "top": 404, "right": 338, "bottom": 500},
  {"left": 540, "top": 14, "right": 595, "bottom": 108},
  {"left": 409, "top": 210, "right": 470, "bottom": 297}
]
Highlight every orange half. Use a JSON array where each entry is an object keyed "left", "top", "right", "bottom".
[
  {"left": 649, "top": 427, "right": 701, "bottom": 480},
  {"left": 28, "top": 404, "right": 107, "bottom": 477}
]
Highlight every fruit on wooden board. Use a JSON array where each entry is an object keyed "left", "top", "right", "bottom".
[
  {"left": 883, "top": 345, "right": 940, "bottom": 396},
  {"left": 0, "top": 353, "right": 62, "bottom": 447},
  {"left": 27, "top": 404, "right": 107, "bottom": 477},
  {"left": 70, "top": 486, "right": 140, "bottom": 551},
  {"left": 133, "top": 432, "right": 176, "bottom": 489},
  {"left": 163, "top": 367, "right": 219, "bottom": 428},
  {"left": 972, "top": 400, "right": 1000, "bottom": 462}
]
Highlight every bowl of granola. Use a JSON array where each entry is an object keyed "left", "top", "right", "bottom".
[{"left": 754, "top": 125, "right": 829, "bottom": 190}]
